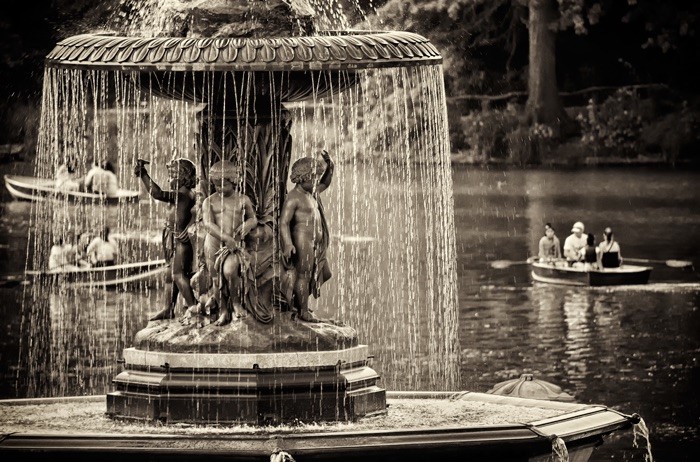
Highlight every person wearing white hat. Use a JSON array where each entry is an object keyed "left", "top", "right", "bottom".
[{"left": 563, "top": 221, "right": 587, "bottom": 264}]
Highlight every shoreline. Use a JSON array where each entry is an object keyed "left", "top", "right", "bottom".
[{"left": 450, "top": 154, "right": 700, "bottom": 170}]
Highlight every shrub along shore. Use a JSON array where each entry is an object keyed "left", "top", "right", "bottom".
[{"left": 449, "top": 87, "right": 700, "bottom": 167}]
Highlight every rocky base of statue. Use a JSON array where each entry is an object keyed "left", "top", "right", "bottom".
[
  {"left": 134, "top": 311, "right": 358, "bottom": 353},
  {"left": 106, "top": 342, "right": 386, "bottom": 424}
]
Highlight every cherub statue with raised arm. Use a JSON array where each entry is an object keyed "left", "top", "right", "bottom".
[
  {"left": 135, "top": 157, "right": 198, "bottom": 320},
  {"left": 280, "top": 150, "right": 334, "bottom": 322}
]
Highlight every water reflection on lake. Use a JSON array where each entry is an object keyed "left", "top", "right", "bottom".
[
  {"left": 1, "top": 167, "right": 699, "bottom": 460},
  {"left": 454, "top": 167, "right": 699, "bottom": 461}
]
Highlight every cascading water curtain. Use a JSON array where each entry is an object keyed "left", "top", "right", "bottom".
[
  {"left": 18, "top": 62, "right": 460, "bottom": 398},
  {"left": 18, "top": 66, "right": 194, "bottom": 397},
  {"left": 292, "top": 64, "right": 461, "bottom": 391}
]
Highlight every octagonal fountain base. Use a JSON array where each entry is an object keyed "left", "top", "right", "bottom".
[
  {"left": 106, "top": 345, "right": 386, "bottom": 424},
  {"left": 1, "top": 392, "right": 640, "bottom": 462}
]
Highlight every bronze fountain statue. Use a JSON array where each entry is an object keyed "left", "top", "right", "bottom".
[
  {"left": 135, "top": 157, "right": 199, "bottom": 321},
  {"left": 40, "top": 0, "right": 440, "bottom": 424}
]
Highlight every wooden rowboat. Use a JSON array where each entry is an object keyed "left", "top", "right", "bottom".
[
  {"left": 531, "top": 260, "right": 652, "bottom": 286},
  {"left": 3, "top": 174, "right": 140, "bottom": 204},
  {"left": 25, "top": 260, "right": 167, "bottom": 288},
  {"left": 0, "top": 143, "right": 23, "bottom": 162}
]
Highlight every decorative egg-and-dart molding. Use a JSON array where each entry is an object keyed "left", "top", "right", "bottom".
[{"left": 46, "top": 31, "right": 442, "bottom": 71}]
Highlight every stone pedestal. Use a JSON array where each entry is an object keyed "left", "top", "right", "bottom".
[{"left": 107, "top": 318, "right": 386, "bottom": 424}]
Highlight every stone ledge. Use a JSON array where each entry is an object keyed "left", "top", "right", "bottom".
[{"left": 123, "top": 345, "right": 370, "bottom": 369}]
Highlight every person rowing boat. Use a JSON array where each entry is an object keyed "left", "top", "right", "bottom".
[{"left": 563, "top": 221, "right": 587, "bottom": 265}]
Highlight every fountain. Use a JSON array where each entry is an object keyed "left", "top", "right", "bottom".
[{"left": 0, "top": 0, "right": 641, "bottom": 460}]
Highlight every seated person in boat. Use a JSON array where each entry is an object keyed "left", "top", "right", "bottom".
[
  {"left": 538, "top": 223, "right": 562, "bottom": 261},
  {"left": 55, "top": 158, "right": 82, "bottom": 192},
  {"left": 86, "top": 227, "right": 118, "bottom": 267},
  {"left": 48, "top": 236, "right": 79, "bottom": 271},
  {"left": 135, "top": 157, "right": 198, "bottom": 320},
  {"left": 579, "top": 233, "right": 600, "bottom": 270},
  {"left": 83, "top": 161, "right": 102, "bottom": 191},
  {"left": 85, "top": 161, "right": 119, "bottom": 196},
  {"left": 598, "top": 227, "right": 622, "bottom": 268},
  {"left": 195, "top": 160, "right": 258, "bottom": 326},
  {"left": 74, "top": 231, "right": 94, "bottom": 268},
  {"left": 563, "top": 221, "right": 587, "bottom": 265}
]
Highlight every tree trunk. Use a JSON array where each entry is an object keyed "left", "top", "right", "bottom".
[{"left": 526, "top": 0, "right": 566, "bottom": 125}]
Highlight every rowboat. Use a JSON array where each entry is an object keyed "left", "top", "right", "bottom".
[
  {"left": 531, "top": 260, "right": 652, "bottom": 286},
  {"left": 3, "top": 174, "right": 140, "bottom": 204},
  {"left": 25, "top": 259, "right": 168, "bottom": 288},
  {"left": 0, "top": 143, "right": 23, "bottom": 162}
]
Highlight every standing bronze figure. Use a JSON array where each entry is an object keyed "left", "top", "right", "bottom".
[
  {"left": 135, "top": 158, "right": 198, "bottom": 320},
  {"left": 280, "top": 150, "right": 334, "bottom": 322}
]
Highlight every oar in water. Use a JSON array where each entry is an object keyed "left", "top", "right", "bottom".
[
  {"left": 0, "top": 274, "right": 27, "bottom": 288},
  {"left": 624, "top": 258, "right": 693, "bottom": 268},
  {"left": 333, "top": 234, "right": 377, "bottom": 244},
  {"left": 490, "top": 257, "right": 538, "bottom": 269}
]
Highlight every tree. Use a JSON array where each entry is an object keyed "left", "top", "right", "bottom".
[
  {"left": 377, "top": 0, "right": 568, "bottom": 125},
  {"left": 525, "top": 0, "right": 566, "bottom": 125},
  {"left": 377, "top": 0, "right": 700, "bottom": 127},
  {"left": 376, "top": 1, "right": 526, "bottom": 96}
]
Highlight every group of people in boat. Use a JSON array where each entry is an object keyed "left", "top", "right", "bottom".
[
  {"left": 56, "top": 157, "right": 119, "bottom": 197},
  {"left": 48, "top": 226, "right": 118, "bottom": 271},
  {"left": 538, "top": 221, "right": 622, "bottom": 270}
]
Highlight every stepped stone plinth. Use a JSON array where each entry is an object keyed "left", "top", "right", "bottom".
[{"left": 107, "top": 318, "right": 386, "bottom": 424}]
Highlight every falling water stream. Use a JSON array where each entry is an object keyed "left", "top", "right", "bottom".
[
  {"left": 19, "top": 57, "right": 461, "bottom": 396},
  {"left": 117, "top": 0, "right": 378, "bottom": 37},
  {"left": 551, "top": 436, "right": 569, "bottom": 462},
  {"left": 633, "top": 417, "right": 654, "bottom": 462}
]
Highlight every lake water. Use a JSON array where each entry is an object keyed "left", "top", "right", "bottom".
[{"left": 1, "top": 166, "right": 698, "bottom": 460}]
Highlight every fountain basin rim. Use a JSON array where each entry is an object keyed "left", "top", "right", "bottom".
[
  {"left": 0, "top": 394, "right": 635, "bottom": 460},
  {"left": 0, "top": 391, "right": 595, "bottom": 412},
  {"left": 45, "top": 31, "right": 442, "bottom": 72}
]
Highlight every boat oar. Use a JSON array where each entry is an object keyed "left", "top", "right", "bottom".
[
  {"left": 624, "top": 258, "right": 693, "bottom": 269},
  {"left": 0, "top": 274, "right": 27, "bottom": 287},
  {"left": 490, "top": 257, "right": 537, "bottom": 269}
]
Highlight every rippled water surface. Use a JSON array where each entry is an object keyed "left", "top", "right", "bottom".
[
  {"left": 1, "top": 166, "right": 698, "bottom": 460},
  {"left": 453, "top": 168, "right": 699, "bottom": 460}
]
